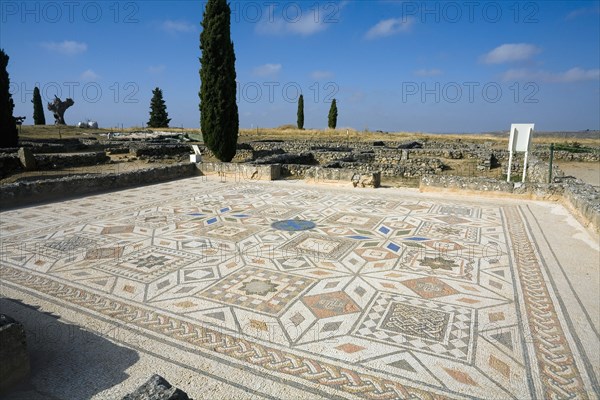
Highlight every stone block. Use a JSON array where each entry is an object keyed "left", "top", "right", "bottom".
[
  {"left": 0, "top": 314, "right": 30, "bottom": 392},
  {"left": 17, "top": 147, "right": 36, "bottom": 171},
  {"left": 122, "top": 374, "right": 190, "bottom": 400}
]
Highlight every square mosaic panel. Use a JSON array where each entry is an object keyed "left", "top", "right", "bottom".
[
  {"left": 94, "top": 247, "right": 197, "bottom": 283},
  {"left": 33, "top": 233, "right": 115, "bottom": 259},
  {"left": 354, "top": 292, "right": 476, "bottom": 362},
  {"left": 325, "top": 212, "right": 383, "bottom": 229},
  {"left": 417, "top": 222, "right": 479, "bottom": 243},
  {"left": 279, "top": 233, "right": 356, "bottom": 260},
  {"left": 251, "top": 205, "right": 301, "bottom": 220},
  {"left": 197, "top": 267, "right": 316, "bottom": 316},
  {"left": 193, "top": 223, "right": 262, "bottom": 242}
]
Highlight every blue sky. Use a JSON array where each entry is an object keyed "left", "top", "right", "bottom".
[{"left": 2, "top": 0, "right": 599, "bottom": 132}]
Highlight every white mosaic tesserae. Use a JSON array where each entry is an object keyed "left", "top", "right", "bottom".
[{"left": 1, "top": 176, "right": 598, "bottom": 399}]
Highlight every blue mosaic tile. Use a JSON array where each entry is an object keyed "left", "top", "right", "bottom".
[
  {"left": 387, "top": 242, "right": 401, "bottom": 252},
  {"left": 378, "top": 226, "right": 390, "bottom": 234},
  {"left": 188, "top": 213, "right": 205, "bottom": 217},
  {"left": 348, "top": 235, "right": 371, "bottom": 240},
  {"left": 206, "top": 217, "right": 218, "bottom": 225},
  {"left": 232, "top": 214, "right": 250, "bottom": 218},
  {"left": 219, "top": 207, "right": 230, "bottom": 213},
  {"left": 405, "top": 237, "right": 429, "bottom": 241},
  {"left": 271, "top": 220, "right": 316, "bottom": 232}
]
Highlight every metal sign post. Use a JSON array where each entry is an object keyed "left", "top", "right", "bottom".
[{"left": 507, "top": 123, "right": 534, "bottom": 183}]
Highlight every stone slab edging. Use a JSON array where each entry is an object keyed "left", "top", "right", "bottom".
[
  {"left": 420, "top": 174, "right": 600, "bottom": 233},
  {"left": 198, "top": 162, "right": 281, "bottom": 181},
  {"left": 0, "top": 164, "right": 197, "bottom": 210}
]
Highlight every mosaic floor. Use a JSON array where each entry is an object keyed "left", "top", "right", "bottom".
[{"left": 1, "top": 176, "right": 598, "bottom": 399}]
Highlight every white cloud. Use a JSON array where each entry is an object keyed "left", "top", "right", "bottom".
[
  {"left": 566, "top": 6, "right": 600, "bottom": 20},
  {"left": 365, "top": 17, "right": 414, "bottom": 39},
  {"left": 414, "top": 68, "right": 442, "bottom": 77},
  {"left": 148, "top": 65, "right": 166, "bottom": 74},
  {"left": 80, "top": 69, "right": 99, "bottom": 81},
  {"left": 41, "top": 40, "right": 87, "bottom": 55},
  {"left": 162, "top": 19, "right": 196, "bottom": 34},
  {"left": 252, "top": 63, "right": 282, "bottom": 77},
  {"left": 501, "top": 67, "right": 600, "bottom": 83},
  {"left": 310, "top": 70, "right": 334, "bottom": 80},
  {"left": 255, "top": 4, "right": 329, "bottom": 36},
  {"left": 481, "top": 43, "right": 540, "bottom": 64}
]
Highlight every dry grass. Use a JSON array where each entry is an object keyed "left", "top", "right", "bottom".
[{"left": 16, "top": 125, "right": 599, "bottom": 147}]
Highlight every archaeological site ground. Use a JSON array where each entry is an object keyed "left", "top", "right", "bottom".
[{"left": 1, "top": 126, "right": 599, "bottom": 399}]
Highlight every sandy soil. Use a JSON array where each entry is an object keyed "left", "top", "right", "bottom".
[{"left": 557, "top": 161, "right": 600, "bottom": 187}]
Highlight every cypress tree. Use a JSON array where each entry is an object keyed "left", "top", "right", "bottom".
[
  {"left": 328, "top": 98, "right": 338, "bottom": 129},
  {"left": 297, "top": 94, "right": 304, "bottom": 130},
  {"left": 0, "top": 49, "right": 18, "bottom": 148},
  {"left": 147, "top": 87, "right": 171, "bottom": 128},
  {"left": 32, "top": 86, "right": 46, "bottom": 125},
  {"left": 200, "top": 0, "right": 238, "bottom": 162}
]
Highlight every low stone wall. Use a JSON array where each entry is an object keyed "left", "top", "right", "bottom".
[
  {"left": 199, "top": 162, "right": 281, "bottom": 181},
  {"left": 35, "top": 152, "right": 110, "bottom": 170},
  {"left": 0, "top": 164, "right": 197, "bottom": 209},
  {"left": 420, "top": 175, "right": 514, "bottom": 193},
  {"left": 281, "top": 164, "right": 312, "bottom": 177},
  {"left": 526, "top": 156, "right": 565, "bottom": 184},
  {"left": 535, "top": 150, "right": 600, "bottom": 162},
  {"left": 0, "top": 154, "right": 22, "bottom": 178},
  {"left": 132, "top": 144, "right": 191, "bottom": 158},
  {"left": 561, "top": 179, "right": 600, "bottom": 232},
  {"left": 304, "top": 167, "right": 381, "bottom": 188},
  {"left": 420, "top": 174, "right": 599, "bottom": 232},
  {"left": 0, "top": 151, "right": 110, "bottom": 176}
]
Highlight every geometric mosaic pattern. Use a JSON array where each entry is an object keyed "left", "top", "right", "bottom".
[
  {"left": 1, "top": 176, "right": 597, "bottom": 399},
  {"left": 198, "top": 266, "right": 315, "bottom": 315},
  {"left": 354, "top": 292, "right": 475, "bottom": 361}
]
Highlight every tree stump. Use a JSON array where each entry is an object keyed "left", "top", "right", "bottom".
[{"left": 47, "top": 95, "right": 74, "bottom": 125}]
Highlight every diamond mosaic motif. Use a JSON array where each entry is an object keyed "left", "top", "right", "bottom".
[
  {"left": 279, "top": 233, "right": 355, "bottom": 260},
  {"left": 1, "top": 178, "right": 595, "bottom": 400},
  {"left": 303, "top": 291, "right": 361, "bottom": 319},
  {"left": 401, "top": 276, "right": 458, "bottom": 299}
]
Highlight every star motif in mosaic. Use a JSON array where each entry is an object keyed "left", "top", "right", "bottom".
[
  {"left": 198, "top": 267, "right": 316, "bottom": 316},
  {"left": 325, "top": 212, "right": 382, "bottom": 229},
  {"left": 194, "top": 222, "right": 261, "bottom": 242},
  {"left": 94, "top": 247, "right": 196, "bottom": 284},
  {"left": 2, "top": 180, "right": 596, "bottom": 400},
  {"left": 279, "top": 233, "right": 356, "bottom": 260}
]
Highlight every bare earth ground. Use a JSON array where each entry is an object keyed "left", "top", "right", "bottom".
[{"left": 558, "top": 161, "right": 600, "bottom": 187}]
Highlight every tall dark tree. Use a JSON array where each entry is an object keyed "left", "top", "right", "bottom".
[
  {"left": 0, "top": 49, "right": 18, "bottom": 148},
  {"left": 297, "top": 94, "right": 304, "bottom": 130},
  {"left": 147, "top": 87, "right": 171, "bottom": 128},
  {"left": 328, "top": 98, "right": 338, "bottom": 129},
  {"left": 32, "top": 86, "right": 46, "bottom": 125},
  {"left": 200, "top": 0, "right": 238, "bottom": 162}
]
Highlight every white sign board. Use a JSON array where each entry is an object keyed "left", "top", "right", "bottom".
[
  {"left": 192, "top": 145, "right": 202, "bottom": 155},
  {"left": 506, "top": 123, "right": 534, "bottom": 183},
  {"left": 508, "top": 123, "right": 534, "bottom": 153}
]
